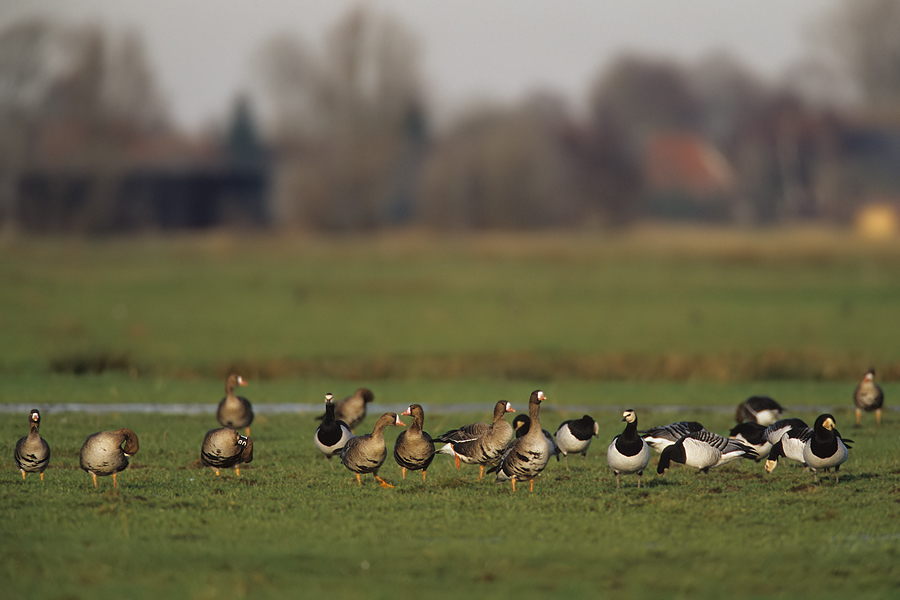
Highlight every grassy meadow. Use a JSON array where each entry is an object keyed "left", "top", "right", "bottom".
[{"left": 2, "top": 226, "right": 900, "bottom": 599}]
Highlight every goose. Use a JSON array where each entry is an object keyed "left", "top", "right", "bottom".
[
  {"left": 657, "top": 430, "right": 756, "bottom": 475},
  {"left": 854, "top": 369, "right": 884, "bottom": 427},
  {"left": 764, "top": 419, "right": 813, "bottom": 473},
  {"left": 607, "top": 409, "right": 650, "bottom": 488},
  {"left": 217, "top": 374, "right": 254, "bottom": 435},
  {"left": 14, "top": 409, "right": 50, "bottom": 481},
  {"left": 735, "top": 395, "right": 784, "bottom": 426},
  {"left": 341, "top": 412, "right": 405, "bottom": 487},
  {"left": 728, "top": 421, "right": 772, "bottom": 461},
  {"left": 512, "top": 414, "right": 559, "bottom": 462},
  {"left": 641, "top": 421, "right": 706, "bottom": 453},
  {"left": 393, "top": 404, "right": 435, "bottom": 481},
  {"left": 314, "top": 393, "right": 353, "bottom": 468},
  {"left": 803, "top": 414, "right": 851, "bottom": 484},
  {"left": 489, "top": 390, "right": 551, "bottom": 492},
  {"left": 318, "top": 387, "right": 375, "bottom": 433},
  {"left": 201, "top": 428, "right": 253, "bottom": 476},
  {"left": 435, "top": 400, "right": 515, "bottom": 479},
  {"left": 555, "top": 414, "right": 599, "bottom": 468},
  {"left": 79, "top": 428, "right": 139, "bottom": 488}
]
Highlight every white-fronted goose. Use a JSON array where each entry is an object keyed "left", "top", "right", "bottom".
[
  {"left": 854, "top": 369, "right": 884, "bottom": 427},
  {"left": 14, "top": 409, "right": 50, "bottom": 481},
  {"left": 728, "top": 422, "right": 771, "bottom": 462},
  {"left": 803, "top": 414, "right": 851, "bottom": 484},
  {"left": 607, "top": 409, "right": 650, "bottom": 488},
  {"left": 341, "top": 412, "right": 405, "bottom": 487},
  {"left": 393, "top": 404, "right": 435, "bottom": 481},
  {"left": 314, "top": 393, "right": 353, "bottom": 468},
  {"left": 641, "top": 421, "right": 706, "bottom": 453},
  {"left": 657, "top": 431, "right": 756, "bottom": 476},
  {"left": 318, "top": 387, "right": 374, "bottom": 433},
  {"left": 555, "top": 414, "right": 599, "bottom": 468},
  {"left": 435, "top": 400, "right": 515, "bottom": 479},
  {"left": 217, "top": 374, "right": 254, "bottom": 435},
  {"left": 201, "top": 427, "right": 253, "bottom": 476},
  {"left": 735, "top": 395, "right": 784, "bottom": 426},
  {"left": 512, "top": 414, "right": 559, "bottom": 462},
  {"left": 79, "top": 428, "right": 139, "bottom": 488},
  {"left": 490, "top": 390, "right": 551, "bottom": 492}
]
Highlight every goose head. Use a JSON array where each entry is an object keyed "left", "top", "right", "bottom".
[
  {"left": 622, "top": 409, "right": 637, "bottom": 425},
  {"left": 237, "top": 435, "right": 254, "bottom": 462}
]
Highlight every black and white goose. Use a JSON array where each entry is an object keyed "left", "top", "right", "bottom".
[
  {"left": 14, "top": 409, "right": 50, "bottom": 481},
  {"left": 728, "top": 421, "right": 772, "bottom": 462},
  {"left": 854, "top": 369, "right": 884, "bottom": 427},
  {"left": 489, "top": 390, "right": 551, "bottom": 492},
  {"left": 803, "top": 414, "right": 851, "bottom": 484},
  {"left": 641, "top": 421, "right": 706, "bottom": 453},
  {"left": 435, "top": 400, "right": 515, "bottom": 479},
  {"left": 735, "top": 395, "right": 784, "bottom": 426},
  {"left": 314, "top": 393, "right": 353, "bottom": 468},
  {"left": 657, "top": 430, "right": 757, "bottom": 475},
  {"left": 513, "top": 415, "right": 559, "bottom": 462},
  {"left": 554, "top": 414, "right": 599, "bottom": 468},
  {"left": 763, "top": 418, "right": 813, "bottom": 473},
  {"left": 606, "top": 409, "right": 650, "bottom": 488}
]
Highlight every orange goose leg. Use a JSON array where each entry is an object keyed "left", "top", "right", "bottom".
[
  {"left": 529, "top": 478, "right": 534, "bottom": 492},
  {"left": 401, "top": 467, "right": 407, "bottom": 479},
  {"left": 421, "top": 470, "right": 427, "bottom": 482},
  {"left": 478, "top": 465, "right": 484, "bottom": 480},
  {"left": 454, "top": 453, "right": 461, "bottom": 469},
  {"left": 355, "top": 473, "right": 363, "bottom": 486},
  {"left": 511, "top": 478, "right": 516, "bottom": 492},
  {"left": 20, "top": 471, "right": 26, "bottom": 481},
  {"left": 374, "top": 474, "right": 395, "bottom": 488},
  {"left": 91, "top": 473, "right": 98, "bottom": 489},
  {"left": 235, "top": 466, "right": 241, "bottom": 477},
  {"left": 40, "top": 472, "right": 44, "bottom": 482},
  {"left": 112, "top": 472, "right": 118, "bottom": 487}
]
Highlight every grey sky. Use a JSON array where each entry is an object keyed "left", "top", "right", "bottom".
[{"left": 2, "top": 0, "right": 840, "bottom": 131}]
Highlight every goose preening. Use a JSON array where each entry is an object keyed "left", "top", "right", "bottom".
[
  {"left": 79, "top": 428, "right": 139, "bottom": 488},
  {"left": 803, "top": 414, "right": 851, "bottom": 484},
  {"left": 318, "top": 387, "right": 375, "bottom": 433},
  {"left": 393, "top": 404, "right": 435, "bottom": 481},
  {"left": 314, "top": 393, "right": 353, "bottom": 468},
  {"left": 14, "top": 409, "right": 50, "bottom": 481},
  {"left": 728, "top": 422, "right": 772, "bottom": 462},
  {"left": 607, "top": 409, "right": 650, "bottom": 488},
  {"left": 656, "top": 430, "right": 756, "bottom": 476},
  {"left": 341, "top": 412, "right": 405, "bottom": 487},
  {"left": 512, "top": 414, "right": 559, "bottom": 462},
  {"left": 489, "top": 390, "right": 551, "bottom": 492},
  {"left": 854, "top": 369, "right": 884, "bottom": 427},
  {"left": 641, "top": 421, "right": 706, "bottom": 453},
  {"left": 435, "top": 400, "right": 515, "bottom": 479},
  {"left": 554, "top": 414, "right": 599, "bottom": 469},
  {"left": 201, "top": 428, "right": 253, "bottom": 476},
  {"left": 217, "top": 374, "right": 254, "bottom": 436},
  {"left": 735, "top": 395, "right": 784, "bottom": 426},
  {"left": 763, "top": 418, "right": 813, "bottom": 473}
]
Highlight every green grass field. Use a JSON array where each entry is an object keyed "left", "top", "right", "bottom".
[{"left": 2, "top": 228, "right": 900, "bottom": 599}]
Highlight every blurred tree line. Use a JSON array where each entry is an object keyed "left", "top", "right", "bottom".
[{"left": 1, "top": 0, "right": 899, "bottom": 234}]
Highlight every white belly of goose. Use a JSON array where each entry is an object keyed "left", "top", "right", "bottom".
[
  {"left": 681, "top": 437, "right": 722, "bottom": 470},
  {"left": 607, "top": 439, "right": 650, "bottom": 475},
  {"left": 803, "top": 440, "right": 849, "bottom": 471}
]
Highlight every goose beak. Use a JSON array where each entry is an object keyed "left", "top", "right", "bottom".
[
  {"left": 823, "top": 417, "right": 835, "bottom": 430},
  {"left": 401, "top": 407, "right": 412, "bottom": 416},
  {"left": 394, "top": 415, "right": 406, "bottom": 426},
  {"left": 237, "top": 376, "right": 247, "bottom": 386},
  {"left": 505, "top": 403, "right": 515, "bottom": 413}
]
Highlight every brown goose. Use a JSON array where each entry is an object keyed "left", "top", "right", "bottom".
[
  {"left": 201, "top": 427, "right": 253, "bottom": 476},
  {"left": 854, "top": 369, "right": 884, "bottom": 427},
  {"left": 489, "top": 391, "right": 550, "bottom": 492},
  {"left": 217, "top": 374, "right": 254, "bottom": 435},
  {"left": 14, "top": 409, "right": 50, "bottom": 481},
  {"left": 434, "top": 400, "right": 515, "bottom": 479},
  {"left": 319, "top": 387, "right": 375, "bottom": 433},
  {"left": 341, "top": 412, "right": 405, "bottom": 487},
  {"left": 79, "top": 428, "right": 139, "bottom": 488},
  {"left": 393, "top": 404, "right": 435, "bottom": 481}
]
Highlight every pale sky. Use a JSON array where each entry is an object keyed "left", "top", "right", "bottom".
[{"left": 1, "top": 0, "right": 841, "bottom": 131}]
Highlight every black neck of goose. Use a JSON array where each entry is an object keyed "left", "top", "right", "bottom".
[
  {"left": 323, "top": 403, "right": 336, "bottom": 424},
  {"left": 621, "top": 419, "right": 639, "bottom": 441}
]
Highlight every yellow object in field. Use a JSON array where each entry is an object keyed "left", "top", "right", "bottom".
[{"left": 855, "top": 203, "right": 899, "bottom": 239}]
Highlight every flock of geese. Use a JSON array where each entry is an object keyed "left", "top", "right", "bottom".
[{"left": 12, "top": 369, "right": 885, "bottom": 491}]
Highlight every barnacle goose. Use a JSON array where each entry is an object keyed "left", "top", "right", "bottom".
[
  {"left": 555, "top": 414, "right": 599, "bottom": 468},
  {"left": 803, "top": 414, "right": 851, "bottom": 484},
  {"left": 735, "top": 395, "right": 784, "bottom": 426},
  {"left": 728, "top": 421, "right": 771, "bottom": 462},
  {"left": 640, "top": 421, "right": 706, "bottom": 453},
  {"left": 656, "top": 430, "right": 756, "bottom": 475},
  {"left": 607, "top": 409, "right": 650, "bottom": 488}
]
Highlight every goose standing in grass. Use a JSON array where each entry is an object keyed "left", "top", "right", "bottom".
[
  {"left": 341, "top": 412, "right": 405, "bottom": 487},
  {"left": 201, "top": 428, "right": 253, "bottom": 476},
  {"left": 641, "top": 421, "right": 706, "bottom": 453},
  {"left": 393, "top": 404, "right": 435, "bottom": 481},
  {"left": 217, "top": 374, "right": 254, "bottom": 436},
  {"left": 764, "top": 419, "right": 813, "bottom": 473},
  {"left": 79, "top": 428, "right": 139, "bottom": 488},
  {"left": 656, "top": 430, "right": 756, "bottom": 476},
  {"left": 735, "top": 395, "right": 784, "bottom": 426},
  {"left": 14, "top": 409, "right": 50, "bottom": 481},
  {"left": 555, "top": 414, "right": 599, "bottom": 469},
  {"left": 607, "top": 409, "right": 650, "bottom": 488},
  {"left": 854, "top": 369, "right": 884, "bottom": 427},
  {"left": 435, "top": 400, "right": 515, "bottom": 479},
  {"left": 728, "top": 422, "right": 772, "bottom": 462},
  {"left": 513, "top": 414, "right": 559, "bottom": 462},
  {"left": 489, "top": 390, "right": 551, "bottom": 492},
  {"left": 319, "top": 387, "right": 375, "bottom": 433},
  {"left": 803, "top": 414, "right": 851, "bottom": 484},
  {"left": 314, "top": 393, "right": 353, "bottom": 468}
]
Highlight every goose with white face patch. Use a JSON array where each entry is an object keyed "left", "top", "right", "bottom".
[
  {"left": 217, "top": 374, "right": 254, "bottom": 436},
  {"left": 490, "top": 390, "right": 551, "bottom": 492},
  {"left": 607, "top": 409, "right": 650, "bottom": 488},
  {"left": 641, "top": 421, "right": 706, "bottom": 453},
  {"left": 14, "top": 409, "right": 50, "bottom": 481},
  {"left": 555, "top": 414, "right": 599, "bottom": 469},
  {"left": 513, "top": 415, "right": 559, "bottom": 462},
  {"left": 434, "top": 400, "right": 515, "bottom": 479},
  {"left": 803, "top": 414, "right": 851, "bottom": 484},
  {"left": 341, "top": 412, "right": 405, "bottom": 488},
  {"left": 393, "top": 404, "right": 435, "bottom": 482},
  {"left": 314, "top": 393, "right": 353, "bottom": 468},
  {"left": 656, "top": 430, "right": 756, "bottom": 476},
  {"left": 201, "top": 427, "right": 253, "bottom": 476},
  {"left": 854, "top": 369, "right": 884, "bottom": 427}
]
